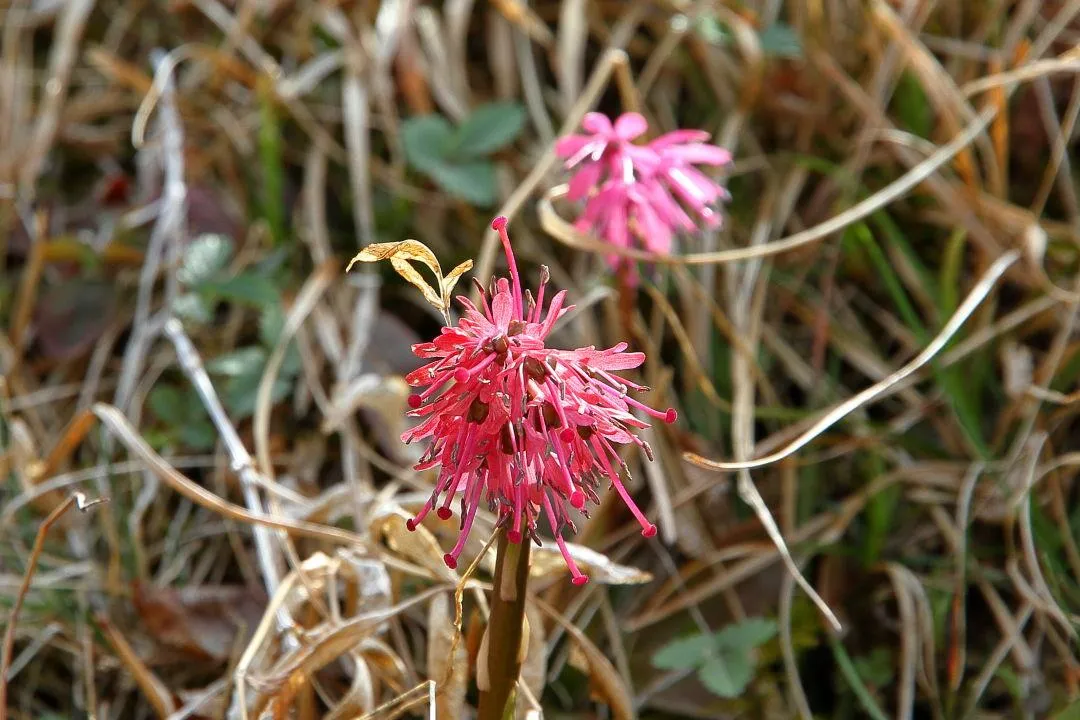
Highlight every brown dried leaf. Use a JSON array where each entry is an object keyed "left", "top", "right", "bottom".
[
  {"left": 390, "top": 257, "right": 445, "bottom": 310},
  {"left": 132, "top": 582, "right": 265, "bottom": 661},
  {"left": 427, "top": 593, "right": 467, "bottom": 718},
  {"left": 347, "top": 239, "right": 442, "bottom": 276},
  {"left": 530, "top": 541, "right": 653, "bottom": 585},
  {"left": 371, "top": 506, "right": 457, "bottom": 582},
  {"left": 441, "top": 259, "right": 474, "bottom": 306}
]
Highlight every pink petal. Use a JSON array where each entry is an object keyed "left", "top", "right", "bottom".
[
  {"left": 555, "top": 134, "right": 592, "bottom": 158},
  {"left": 582, "top": 112, "right": 613, "bottom": 134},
  {"left": 614, "top": 112, "right": 648, "bottom": 141},
  {"left": 588, "top": 349, "right": 645, "bottom": 370},
  {"left": 650, "top": 129, "right": 711, "bottom": 148},
  {"left": 664, "top": 143, "right": 732, "bottom": 166},
  {"left": 567, "top": 161, "right": 603, "bottom": 201},
  {"left": 491, "top": 290, "right": 514, "bottom": 328}
]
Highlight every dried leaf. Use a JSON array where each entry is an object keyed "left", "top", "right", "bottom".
[
  {"left": 132, "top": 582, "right": 265, "bottom": 661},
  {"left": 371, "top": 506, "right": 457, "bottom": 582},
  {"left": 390, "top": 257, "right": 444, "bottom": 310},
  {"left": 427, "top": 594, "right": 467, "bottom": 719},
  {"left": 530, "top": 540, "right": 653, "bottom": 585},
  {"left": 441, "top": 259, "right": 474, "bottom": 306},
  {"left": 347, "top": 239, "right": 442, "bottom": 276}
]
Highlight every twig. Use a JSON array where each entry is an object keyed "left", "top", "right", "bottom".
[
  {"left": 162, "top": 318, "right": 290, "bottom": 632},
  {"left": 0, "top": 492, "right": 106, "bottom": 720}
]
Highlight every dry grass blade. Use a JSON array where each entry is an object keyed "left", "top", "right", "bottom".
[
  {"left": 41, "top": 404, "right": 367, "bottom": 546},
  {"left": 686, "top": 250, "right": 1020, "bottom": 471},
  {"left": 0, "top": 492, "right": 106, "bottom": 719},
  {"left": 96, "top": 613, "right": 178, "bottom": 718}
]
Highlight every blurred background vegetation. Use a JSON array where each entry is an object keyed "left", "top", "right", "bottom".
[{"left": 2, "top": 1, "right": 1080, "bottom": 718}]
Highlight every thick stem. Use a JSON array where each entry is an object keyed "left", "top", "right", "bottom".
[{"left": 477, "top": 529, "right": 531, "bottom": 720}]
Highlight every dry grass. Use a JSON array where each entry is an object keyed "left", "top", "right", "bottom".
[{"left": 3, "top": 1, "right": 1080, "bottom": 718}]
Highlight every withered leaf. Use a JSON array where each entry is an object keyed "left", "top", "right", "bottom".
[
  {"left": 390, "top": 257, "right": 444, "bottom": 309},
  {"left": 530, "top": 540, "right": 653, "bottom": 585},
  {"left": 441, "top": 259, "right": 474, "bottom": 305},
  {"left": 347, "top": 239, "right": 442, "bottom": 276},
  {"left": 427, "top": 593, "right": 467, "bottom": 719}
]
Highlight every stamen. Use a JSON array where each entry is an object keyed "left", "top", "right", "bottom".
[
  {"left": 590, "top": 435, "right": 657, "bottom": 537},
  {"left": 491, "top": 217, "right": 523, "bottom": 320}
]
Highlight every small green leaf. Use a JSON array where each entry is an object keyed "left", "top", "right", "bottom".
[
  {"left": 224, "top": 372, "right": 294, "bottom": 419},
  {"left": 178, "top": 234, "right": 233, "bottom": 285},
  {"left": 651, "top": 633, "right": 717, "bottom": 671},
  {"left": 402, "top": 115, "right": 455, "bottom": 172},
  {"left": 259, "top": 305, "right": 302, "bottom": 377},
  {"left": 714, "top": 617, "right": 778, "bottom": 650},
  {"left": 698, "top": 653, "right": 754, "bottom": 698},
  {"left": 179, "top": 422, "right": 218, "bottom": 451},
  {"left": 450, "top": 101, "right": 527, "bottom": 157},
  {"left": 172, "top": 292, "right": 213, "bottom": 324},
  {"left": 428, "top": 160, "right": 497, "bottom": 206},
  {"left": 202, "top": 273, "right": 279, "bottom": 306},
  {"left": 148, "top": 386, "right": 187, "bottom": 425},
  {"left": 206, "top": 347, "right": 268, "bottom": 377},
  {"left": 759, "top": 23, "right": 803, "bottom": 58}
]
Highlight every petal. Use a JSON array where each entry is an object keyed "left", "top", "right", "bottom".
[
  {"left": 650, "top": 129, "right": 711, "bottom": 148},
  {"left": 588, "top": 349, "right": 645, "bottom": 371},
  {"left": 567, "top": 161, "right": 603, "bottom": 201},
  {"left": 664, "top": 143, "right": 732, "bottom": 166},
  {"left": 582, "top": 112, "right": 613, "bottom": 134},
  {"left": 555, "top": 134, "right": 592, "bottom": 158},
  {"left": 491, "top": 290, "right": 514, "bottom": 328},
  {"left": 614, "top": 112, "right": 648, "bottom": 140}
]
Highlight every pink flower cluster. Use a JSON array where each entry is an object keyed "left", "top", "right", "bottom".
[
  {"left": 403, "top": 217, "right": 675, "bottom": 584},
  {"left": 556, "top": 112, "right": 732, "bottom": 272}
]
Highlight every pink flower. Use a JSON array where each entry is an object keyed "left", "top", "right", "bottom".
[
  {"left": 403, "top": 217, "right": 676, "bottom": 584},
  {"left": 555, "top": 112, "right": 732, "bottom": 271}
]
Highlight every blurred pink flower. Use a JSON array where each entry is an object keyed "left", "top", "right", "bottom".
[
  {"left": 403, "top": 217, "right": 675, "bottom": 584},
  {"left": 555, "top": 112, "right": 732, "bottom": 273}
]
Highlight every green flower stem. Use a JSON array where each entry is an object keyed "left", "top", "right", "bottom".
[{"left": 477, "top": 528, "right": 531, "bottom": 720}]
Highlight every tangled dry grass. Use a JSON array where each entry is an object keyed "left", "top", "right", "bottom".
[{"left": 3, "top": 1, "right": 1080, "bottom": 718}]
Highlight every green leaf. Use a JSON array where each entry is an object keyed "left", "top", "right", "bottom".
[
  {"left": 258, "top": 80, "right": 286, "bottom": 246},
  {"left": 179, "top": 421, "right": 217, "bottom": 451},
  {"left": 224, "top": 371, "right": 294, "bottom": 420},
  {"left": 148, "top": 386, "right": 187, "bottom": 425},
  {"left": 697, "top": 653, "right": 754, "bottom": 698},
  {"left": 759, "top": 23, "right": 803, "bottom": 58},
  {"left": 259, "top": 305, "right": 302, "bottom": 377},
  {"left": 651, "top": 633, "right": 717, "bottom": 671},
  {"left": 402, "top": 114, "right": 455, "bottom": 172},
  {"left": 450, "top": 102, "right": 526, "bottom": 157},
  {"left": 171, "top": 292, "right": 213, "bottom": 324},
  {"left": 714, "top": 617, "right": 778, "bottom": 650},
  {"left": 428, "top": 160, "right": 497, "bottom": 206},
  {"left": 201, "top": 272, "right": 279, "bottom": 306},
  {"left": 206, "top": 347, "right": 268, "bottom": 377},
  {"left": 178, "top": 234, "right": 233, "bottom": 285}
]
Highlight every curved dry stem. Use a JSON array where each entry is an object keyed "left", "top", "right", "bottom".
[{"left": 686, "top": 250, "right": 1019, "bottom": 472}]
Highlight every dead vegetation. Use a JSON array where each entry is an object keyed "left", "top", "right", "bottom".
[{"left": 2, "top": 1, "right": 1080, "bottom": 718}]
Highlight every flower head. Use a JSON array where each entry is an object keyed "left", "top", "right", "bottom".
[
  {"left": 403, "top": 217, "right": 676, "bottom": 584},
  {"left": 555, "top": 112, "right": 732, "bottom": 273}
]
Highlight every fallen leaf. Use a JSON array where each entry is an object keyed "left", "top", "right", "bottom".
[
  {"left": 32, "top": 278, "right": 116, "bottom": 361},
  {"left": 427, "top": 593, "right": 467, "bottom": 719},
  {"left": 530, "top": 540, "right": 653, "bottom": 585},
  {"left": 133, "top": 582, "right": 265, "bottom": 661}
]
